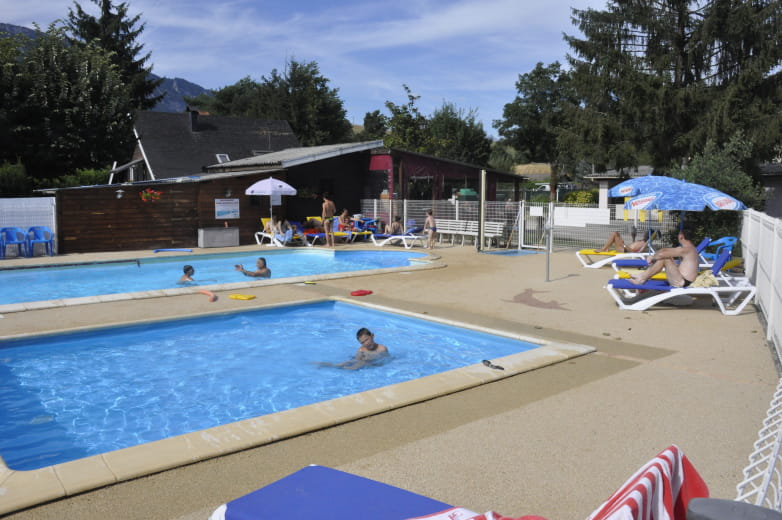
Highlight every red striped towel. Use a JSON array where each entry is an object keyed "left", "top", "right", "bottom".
[
  {"left": 406, "top": 507, "right": 547, "bottom": 520},
  {"left": 586, "top": 445, "right": 709, "bottom": 520}
]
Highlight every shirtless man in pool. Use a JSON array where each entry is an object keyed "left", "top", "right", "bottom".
[
  {"left": 629, "top": 228, "right": 699, "bottom": 287},
  {"left": 316, "top": 328, "right": 389, "bottom": 370},
  {"left": 234, "top": 257, "right": 271, "bottom": 278}
]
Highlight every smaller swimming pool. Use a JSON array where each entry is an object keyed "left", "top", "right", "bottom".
[
  {"left": 0, "top": 249, "right": 427, "bottom": 305},
  {"left": 0, "top": 300, "right": 541, "bottom": 470}
]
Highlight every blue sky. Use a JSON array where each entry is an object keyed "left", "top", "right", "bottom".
[{"left": 1, "top": 0, "right": 603, "bottom": 138}]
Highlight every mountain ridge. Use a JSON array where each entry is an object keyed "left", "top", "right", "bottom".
[{"left": 0, "top": 22, "right": 212, "bottom": 113}]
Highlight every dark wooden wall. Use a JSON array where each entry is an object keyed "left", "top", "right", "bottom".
[{"left": 57, "top": 175, "right": 278, "bottom": 253}]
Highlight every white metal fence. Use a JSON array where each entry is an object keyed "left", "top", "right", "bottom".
[
  {"left": 734, "top": 210, "right": 782, "bottom": 510},
  {"left": 0, "top": 197, "right": 58, "bottom": 256},
  {"left": 359, "top": 199, "right": 680, "bottom": 251},
  {"left": 742, "top": 209, "right": 782, "bottom": 360},
  {"left": 736, "top": 376, "right": 782, "bottom": 510}
]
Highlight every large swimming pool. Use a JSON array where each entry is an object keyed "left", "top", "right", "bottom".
[
  {"left": 0, "top": 300, "right": 541, "bottom": 470},
  {"left": 0, "top": 249, "right": 426, "bottom": 305}
]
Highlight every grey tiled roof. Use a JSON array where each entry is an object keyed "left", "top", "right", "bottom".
[
  {"left": 134, "top": 111, "right": 300, "bottom": 178},
  {"left": 207, "top": 141, "right": 384, "bottom": 169}
]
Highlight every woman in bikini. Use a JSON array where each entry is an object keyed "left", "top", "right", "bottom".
[{"left": 597, "top": 229, "right": 650, "bottom": 253}]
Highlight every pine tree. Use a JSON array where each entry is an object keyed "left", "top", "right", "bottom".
[
  {"left": 565, "top": 0, "right": 782, "bottom": 169},
  {"left": 66, "top": 0, "right": 162, "bottom": 111}
]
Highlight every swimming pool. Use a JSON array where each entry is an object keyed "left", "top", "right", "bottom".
[
  {"left": 0, "top": 249, "right": 427, "bottom": 306},
  {"left": 0, "top": 300, "right": 543, "bottom": 471}
]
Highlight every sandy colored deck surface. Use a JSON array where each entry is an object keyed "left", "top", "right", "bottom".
[{"left": 1, "top": 244, "right": 777, "bottom": 520}]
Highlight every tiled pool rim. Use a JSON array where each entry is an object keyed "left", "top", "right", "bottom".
[
  {"left": 0, "top": 247, "right": 440, "bottom": 314},
  {"left": 0, "top": 296, "right": 595, "bottom": 515}
]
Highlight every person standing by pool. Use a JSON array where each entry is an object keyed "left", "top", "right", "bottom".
[
  {"left": 424, "top": 209, "right": 436, "bottom": 249},
  {"left": 178, "top": 265, "right": 195, "bottom": 284},
  {"left": 322, "top": 193, "right": 337, "bottom": 247},
  {"left": 235, "top": 257, "right": 271, "bottom": 278},
  {"left": 316, "top": 327, "right": 389, "bottom": 370}
]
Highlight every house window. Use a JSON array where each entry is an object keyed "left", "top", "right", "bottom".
[{"left": 216, "top": 153, "right": 230, "bottom": 163}]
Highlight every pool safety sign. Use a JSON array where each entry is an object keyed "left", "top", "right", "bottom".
[{"left": 215, "top": 198, "right": 240, "bottom": 219}]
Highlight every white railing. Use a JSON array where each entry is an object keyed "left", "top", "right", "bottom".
[
  {"left": 359, "top": 199, "right": 680, "bottom": 251},
  {"left": 735, "top": 209, "right": 782, "bottom": 510},
  {"left": 736, "top": 376, "right": 782, "bottom": 510},
  {"left": 741, "top": 210, "right": 782, "bottom": 360}
]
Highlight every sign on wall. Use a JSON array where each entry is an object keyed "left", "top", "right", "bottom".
[{"left": 215, "top": 198, "right": 240, "bottom": 219}]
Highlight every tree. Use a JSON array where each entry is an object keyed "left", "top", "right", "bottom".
[
  {"left": 66, "top": 0, "right": 162, "bottom": 110},
  {"left": 383, "top": 85, "right": 433, "bottom": 153},
  {"left": 670, "top": 132, "right": 766, "bottom": 240},
  {"left": 0, "top": 25, "right": 134, "bottom": 182},
  {"left": 565, "top": 0, "right": 782, "bottom": 169},
  {"left": 187, "top": 59, "right": 353, "bottom": 146},
  {"left": 352, "top": 110, "right": 388, "bottom": 141},
  {"left": 488, "top": 141, "right": 522, "bottom": 173},
  {"left": 493, "top": 62, "right": 578, "bottom": 200},
  {"left": 428, "top": 102, "right": 491, "bottom": 166},
  {"left": 384, "top": 86, "right": 491, "bottom": 166},
  {"left": 187, "top": 77, "right": 260, "bottom": 117}
]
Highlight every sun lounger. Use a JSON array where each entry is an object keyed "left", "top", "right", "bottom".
[
  {"left": 370, "top": 226, "right": 426, "bottom": 249},
  {"left": 208, "top": 465, "right": 453, "bottom": 520},
  {"left": 605, "top": 250, "right": 756, "bottom": 315}
]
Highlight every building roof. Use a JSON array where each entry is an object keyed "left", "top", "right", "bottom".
[
  {"left": 134, "top": 111, "right": 300, "bottom": 179},
  {"left": 585, "top": 165, "right": 655, "bottom": 180},
  {"left": 206, "top": 140, "right": 384, "bottom": 171}
]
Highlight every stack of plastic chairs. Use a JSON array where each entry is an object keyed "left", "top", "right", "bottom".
[
  {"left": 0, "top": 227, "right": 28, "bottom": 258},
  {"left": 26, "top": 226, "right": 55, "bottom": 257}
]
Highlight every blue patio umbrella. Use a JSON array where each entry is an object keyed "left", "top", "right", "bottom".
[
  {"left": 608, "top": 175, "right": 686, "bottom": 198},
  {"left": 622, "top": 182, "right": 746, "bottom": 212}
]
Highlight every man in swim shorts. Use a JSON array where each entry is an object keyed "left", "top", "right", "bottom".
[
  {"left": 424, "top": 209, "right": 436, "bottom": 249},
  {"left": 322, "top": 193, "right": 336, "bottom": 247},
  {"left": 629, "top": 228, "right": 699, "bottom": 287},
  {"left": 234, "top": 257, "right": 271, "bottom": 278}
]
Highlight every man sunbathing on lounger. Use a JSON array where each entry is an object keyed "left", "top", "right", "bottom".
[
  {"left": 385, "top": 216, "right": 404, "bottom": 235},
  {"left": 598, "top": 229, "right": 651, "bottom": 253},
  {"left": 316, "top": 328, "right": 389, "bottom": 370},
  {"left": 629, "top": 228, "right": 699, "bottom": 287}
]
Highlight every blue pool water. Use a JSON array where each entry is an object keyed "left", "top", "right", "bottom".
[
  {"left": 0, "top": 249, "right": 425, "bottom": 305},
  {"left": 0, "top": 301, "right": 539, "bottom": 470}
]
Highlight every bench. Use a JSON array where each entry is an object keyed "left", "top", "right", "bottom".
[{"left": 435, "top": 220, "right": 505, "bottom": 247}]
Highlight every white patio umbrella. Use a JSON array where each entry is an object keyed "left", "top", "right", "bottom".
[{"left": 245, "top": 177, "right": 297, "bottom": 221}]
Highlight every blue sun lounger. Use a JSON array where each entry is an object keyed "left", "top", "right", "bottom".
[{"left": 209, "top": 465, "right": 453, "bottom": 520}]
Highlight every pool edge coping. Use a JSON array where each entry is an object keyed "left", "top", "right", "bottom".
[{"left": 0, "top": 298, "right": 595, "bottom": 515}]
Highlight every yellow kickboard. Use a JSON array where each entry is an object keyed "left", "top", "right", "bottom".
[{"left": 229, "top": 294, "right": 256, "bottom": 300}]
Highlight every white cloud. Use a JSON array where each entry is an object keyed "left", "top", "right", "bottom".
[{"left": 1, "top": 0, "right": 602, "bottom": 135}]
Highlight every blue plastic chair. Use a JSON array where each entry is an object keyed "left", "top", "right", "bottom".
[
  {"left": 0, "top": 227, "right": 28, "bottom": 258},
  {"left": 26, "top": 226, "right": 55, "bottom": 257},
  {"left": 701, "top": 236, "right": 738, "bottom": 262}
]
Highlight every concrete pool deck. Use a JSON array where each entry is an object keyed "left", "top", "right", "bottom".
[{"left": 0, "top": 243, "right": 778, "bottom": 520}]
